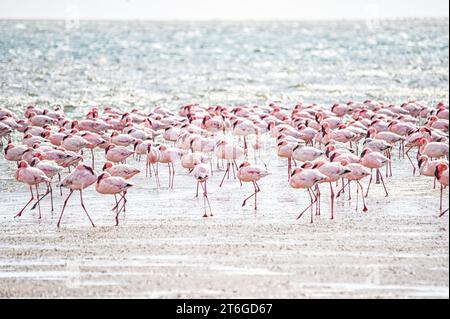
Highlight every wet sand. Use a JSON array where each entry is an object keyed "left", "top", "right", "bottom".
[{"left": 0, "top": 147, "right": 448, "bottom": 298}]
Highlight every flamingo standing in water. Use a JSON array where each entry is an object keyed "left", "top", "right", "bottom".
[
  {"left": 237, "top": 161, "right": 270, "bottom": 210},
  {"left": 95, "top": 172, "right": 134, "bottom": 225},
  {"left": 57, "top": 164, "right": 97, "bottom": 228},
  {"left": 192, "top": 159, "right": 212, "bottom": 217},
  {"left": 435, "top": 163, "right": 449, "bottom": 217},
  {"left": 312, "top": 161, "right": 351, "bottom": 220},
  {"left": 14, "top": 160, "right": 50, "bottom": 219},
  {"left": 158, "top": 145, "right": 180, "bottom": 189},
  {"left": 215, "top": 140, "right": 244, "bottom": 187},
  {"left": 339, "top": 160, "right": 371, "bottom": 213},
  {"left": 360, "top": 148, "right": 390, "bottom": 197},
  {"left": 289, "top": 167, "right": 327, "bottom": 223}
]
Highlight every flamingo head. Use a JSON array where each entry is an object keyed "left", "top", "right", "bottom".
[
  {"left": 301, "top": 161, "right": 314, "bottom": 169},
  {"left": 360, "top": 148, "right": 372, "bottom": 158},
  {"left": 102, "top": 161, "right": 113, "bottom": 171},
  {"left": 290, "top": 168, "right": 302, "bottom": 177},
  {"left": 18, "top": 160, "right": 28, "bottom": 168},
  {"left": 417, "top": 155, "right": 428, "bottom": 168},
  {"left": 97, "top": 172, "right": 111, "bottom": 183},
  {"left": 435, "top": 163, "right": 449, "bottom": 179}
]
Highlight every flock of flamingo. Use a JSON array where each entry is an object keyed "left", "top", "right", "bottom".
[{"left": 0, "top": 99, "right": 448, "bottom": 227}]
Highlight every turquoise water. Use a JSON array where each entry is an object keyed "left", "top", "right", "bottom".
[{"left": 0, "top": 19, "right": 448, "bottom": 113}]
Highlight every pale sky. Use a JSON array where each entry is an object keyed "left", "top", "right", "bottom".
[{"left": 0, "top": 0, "right": 448, "bottom": 20}]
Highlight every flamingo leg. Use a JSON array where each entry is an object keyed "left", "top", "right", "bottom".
[
  {"left": 79, "top": 190, "right": 95, "bottom": 227},
  {"left": 31, "top": 182, "right": 52, "bottom": 211},
  {"left": 287, "top": 157, "right": 292, "bottom": 181},
  {"left": 314, "top": 185, "right": 320, "bottom": 216},
  {"left": 171, "top": 163, "right": 175, "bottom": 189},
  {"left": 253, "top": 181, "right": 260, "bottom": 210},
  {"left": 231, "top": 160, "right": 236, "bottom": 179},
  {"left": 337, "top": 180, "right": 350, "bottom": 198},
  {"left": 405, "top": 148, "right": 416, "bottom": 176},
  {"left": 329, "top": 182, "right": 335, "bottom": 220},
  {"left": 348, "top": 181, "right": 351, "bottom": 200},
  {"left": 35, "top": 185, "right": 41, "bottom": 219},
  {"left": 15, "top": 186, "right": 34, "bottom": 218},
  {"left": 203, "top": 181, "right": 212, "bottom": 216},
  {"left": 91, "top": 149, "right": 95, "bottom": 169},
  {"left": 365, "top": 169, "right": 373, "bottom": 198},
  {"left": 219, "top": 162, "right": 230, "bottom": 187},
  {"left": 57, "top": 189, "right": 73, "bottom": 228},
  {"left": 357, "top": 180, "right": 368, "bottom": 212},
  {"left": 195, "top": 181, "right": 199, "bottom": 198},
  {"left": 378, "top": 169, "right": 389, "bottom": 197},
  {"left": 241, "top": 182, "right": 257, "bottom": 209},
  {"left": 296, "top": 188, "right": 317, "bottom": 223}
]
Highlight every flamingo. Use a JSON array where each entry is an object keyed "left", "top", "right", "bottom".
[
  {"left": 96, "top": 172, "right": 134, "bottom": 225},
  {"left": 289, "top": 167, "right": 327, "bottom": 223},
  {"left": 57, "top": 164, "right": 97, "bottom": 228},
  {"left": 192, "top": 160, "right": 212, "bottom": 217},
  {"left": 313, "top": 161, "right": 351, "bottom": 220},
  {"left": 14, "top": 160, "right": 50, "bottom": 219},
  {"left": 360, "top": 148, "right": 390, "bottom": 197},
  {"left": 158, "top": 145, "right": 180, "bottom": 189},
  {"left": 435, "top": 163, "right": 449, "bottom": 217},
  {"left": 237, "top": 161, "right": 270, "bottom": 210},
  {"left": 215, "top": 140, "right": 244, "bottom": 187}
]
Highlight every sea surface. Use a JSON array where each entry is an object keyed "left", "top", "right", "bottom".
[{"left": 0, "top": 19, "right": 448, "bottom": 115}]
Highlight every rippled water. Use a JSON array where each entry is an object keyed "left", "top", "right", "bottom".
[{"left": 0, "top": 19, "right": 448, "bottom": 114}]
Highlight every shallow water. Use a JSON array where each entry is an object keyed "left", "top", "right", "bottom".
[
  {"left": 0, "top": 19, "right": 448, "bottom": 298},
  {"left": 0, "top": 19, "right": 448, "bottom": 113}
]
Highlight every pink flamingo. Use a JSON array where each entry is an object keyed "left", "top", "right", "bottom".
[
  {"left": 4, "top": 144, "right": 29, "bottom": 162},
  {"left": 338, "top": 160, "right": 371, "bottom": 212},
  {"left": 418, "top": 138, "right": 449, "bottom": 159},
  {"left": 289, "top": 167, "right": 327, "bottom": 223},
  {"left": 277, "top": 140, "right": 295, "bottom": 181},
  {"left": 96, "top": 172, "right": 134, "bottom": 225},
  {"left": 418, "top": 155, "right": 448, "bottom": 189},
  {"left": 102, "top": 161, "right": 140, "bottom": 180},
  {"left": 215, "top": 140, "right": 244, "bottom": 187},
  {"left": 237, "top": 161, "right": 270, "bottom": 210},
  {"left": 30, "top": 155, "right": 63, "bottom": 212},
  {"left": 360, "top": 148, "right": 390, "bottom": 197},
  {"left": 158, "top": 145, "right": 180, "bottom": 189},
  {"left": 14, "top": 160, "right": 50, "bottom": 219},
  {"left": 192, "top": 160, "right": 212, "bottom": 217},
  {"left": 57, "top": 164, "right": 97, "bottom": 228},
  {"left": 312, "top": 161, "right": 351, "bottom": 220},
  {"left": 105, "top": 144, "right": 134, "bottom": 163},
  {"left": 435, "top": 163, "right": 449, "bottom": 217}
]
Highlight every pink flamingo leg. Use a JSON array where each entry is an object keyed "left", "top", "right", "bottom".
[
  {"left": 315, "top": 185, "right": 321, "bottom": 216},
  {"left": 35, "top": 185, "right": 41, "bottom": 219},
  {"left": 79, "top": 190, "right": 95, "bottom": 227},
  {"left": 357, "top": 180, "right": 368, "bottom": 212},
  {"left": 203, "top": 181, "right": 212, "bottom": 216},
  {"left": 365, "top": 169, "right": 373, "bottom": 198},
  {"left": 296, "top": 188, "right": 317, "bottom": 222},
  {"left": 405, "top": 147, "right": 416, "bottom": 176},
  {"left": 15, "top": 186, "right": 34, "bottom": 218},
  {"left": 241, "top": 181, "right": 259, "bottom": 210},
  {"left": 195, "top": 181, "right": 199, "bottom": 198},
  {"left": 329, "top": 182, "right": 335, "bottom": 220},
  {"left": 57, "top": 189, "right": 73, "bottom": 228},
  {"left": 377, "top": 169, "right": 389, "bottom": 197},
  {"left": 219, "top": 162, "right": 230, "bottom": 187}
]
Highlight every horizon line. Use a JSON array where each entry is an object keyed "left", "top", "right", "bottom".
[{"left": 1, "top": 17, "right": 449, "bottom": 22}]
